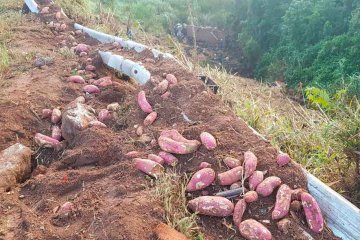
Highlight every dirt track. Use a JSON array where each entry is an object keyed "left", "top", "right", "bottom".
[{"left": 0, "top": 2, "right": 339, "bottom": 240}]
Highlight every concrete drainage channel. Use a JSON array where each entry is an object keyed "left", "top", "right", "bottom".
[{"left": 24, "top": 0, "right": 360, "bottom": 239}]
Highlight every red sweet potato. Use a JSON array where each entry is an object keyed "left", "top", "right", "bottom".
[
  {"left": 244, "top": 151, "right": 257, "bottom": 178},
  {"left": 138, "top": 90, "right": 153, "bottom": 113},
  {"left": 233, "top": 199, "right": 247, "bottom": 227},
  {"left": 154, "top": 80, "right": 169, "bottom": 94},
  {"left": 98, "top": 109, "right": 112, "bottom": 122},
  {"left": 200, "top": 132, "right": 217, "bottom": 150},
  {"left": 85, "top": 65, "right": 96, "bottom": 71},
  {"left": 51, "top": 125, "right": 62, "bottom": 141},
  {"left": 160, "top": 129, "right": 199, "bottom": 144},
  {"left": 158, "top": 136, "right": 200, "bottom": 154},
  {"left": 144, "top": 112, "right": 157, "bottom": 126},
  {"left": 188, "top": 196, "right": 234, "bottom": 217},
  {"left": 75, "top": 43, "right": 89, "bottom": 53},
  {"left": 148, "top": 154, "right": 165, "bottom": 165},
  {"left": 239, "top": 219, "right": 272, "bottom": 240},
  {"left": 161, "top": 91, "right": 171, "bottom": 100},
  {"left": 301, "top": 192, "right": 324, "bottom": 233},
  {"left": 218, "top": 166, "right": 244, "bottom": 186},
  {"left": 58, "top": 201, "right": 74, "bottom": 215},
  {"left": 159, "top": 151, "right": 178, "bottom": 166},
  {"left": 186, "top": 168, "right": 216, "bottom": 192},
  {"left": 277, "top": 153, "right": 291, "bottom": 167},
  {"left": 166, "top": 73, "right": 178, "bottom": 86},
  {"left": 272, "top": 184, "right": 292, "bottom": 220},
  {"left": 248, "top": 170, "right": 265, "bottom": 191},
  {"left": 35, "top": 133, "right": 60, "bottom": 148},
  {"left": 223, "top": 157, "right": 241, "bottom": 168},
  {"left": 51, "top": 108, "right": 61, "bottom": 124},
  {"left": 134, "top": 158, "right": 164, "bottom": 178},
  {"left": 83, "top": 85, "right": 100, "bottom": 94},
  {"left": 256, "top": 176, "right": 282, "bottom": 197},
  {"left": 93, "top": 76, "right": 112, "bottom": 87},
  {"left": 42, "top": 109, "right": 52, "bottom": 119},
  {"left": 198, "top": 162, "right": 211, "bottom": 169},
  {"left": 244, "top": 191, "right": 258, "bottom": 203}
]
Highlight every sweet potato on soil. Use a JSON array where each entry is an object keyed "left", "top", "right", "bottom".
[
  {"left": 277, "top": 153, "right": 291, "bottom": 167},
  {"left": 233, "top": 199, "right": 247, "bottom": 227},
  {"left": 244, "top": 191, "right": 258, "bottom": 203},
  {"left": 35, "top": 133, "right": 60, "bottom": 148},
  {"left": 239, "top": 219, "right": 272, "bottom": 240},
  {"left": 94, "top": 76, "right": 113, "bottom": 87},
  {"left": 158, "top": 136, "right": 200, "bottom": 154},
  {"left": 144, "top": 112, "right": 157, "bottom": 126},
  {"left": 186, "top": 168, "right": 216, "bottom": 192},
  {"left": 159, "top": 151, "right": 178, "bottom": 166},
  {"left": 148, "top": 154, "right": 165, "bottom": 165},
  {"left": 161, "top": 91, "right": 171, "bottom": 100},
  {"left": 42, "top": 109, "right": 52, "bottom": 119},
  {"left": 166, "top": 73, "right": 178, "bottom": 86},
  {"left": 200, "top": 132, "right": 217, "bottom": 150},
  {"left": 58, "top": 201, "right": 74, "bottom": 215},
  {"left": 160, "top": 129, "right": 199, "bottom": 145},
  {"left": 198, "top": 162, "right": 211, "bottom": 169},
  {"left": 223, "top": 157, "right": 241, "bottom": 168},
  {"left": 301, "top": 192, "right": 324, "bottom": 233},
  {"left": 188, "top": 196, "right": 234, "bottom": 217},
  {"left": 51, "top": 108, "right": 61, "bottom": 124},
  {"left": 134, "top": 158, "right": 164, "bottom": 178},
  {"left": 75, "top": 43, "right": 89, "bottom": 53},
  {"left": 244, "top": 151, "right": 257, "bottom": 178},
  {"left": 51, "top": 125, "right": 62, "bottom": 141},
  {"left": 137, "top": 90, "right": 153, "bottom": 113},
  {"left": 218, "top": 166, "right": 243, "bottom": 186},
  {"left": 98, "top": 109, "right": 112, "bottom": 122},
  {"left": 83, "top": 85, "right": 100, "bottom": 94},
  {"left": 67, "top": 75, "right": 85, "bottom": 84},
  {"left": 272, "top": 184, "right": 292, "bottom": 220},
  {"left": 154, "top": 80, "right": 169, "bottom": 94},
  {"left": 256, "top": 176, "right": 282, "bottom": 197},
  {"left": 248, "top": 170, "right": 265, "bottom": 191}
]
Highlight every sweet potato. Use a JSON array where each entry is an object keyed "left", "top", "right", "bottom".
[
  {"left": 98, "top": 109, "right": 112, "bottom": 122},
  {"left": 248, "top": 171, "right": 265, "bottom": 191},
  {"left": 51, "top": 125, "right": 62, "bottom": 141},
  {"left": 154, "top": 80, "right": 169, "bottom": 94},
  {"left": 161, "top": 91, "right": 171, "bottom": 100},
  {"left": 134, "top": 158, "right": 164, "bottom": 178},
  {"left": 198, "top": 162, "right": 211, "bottom": 169},
  {"left": 83, "top": 85, "right": 100, "bottom": 94},
  {"left": 239, "top": 219, "right": 272, "bottom": 240},
  {"left": 138, "top": 90, "right": 153, "bottom": 113},
  {"left": 200, "top": 132, "right": 217, "bottom": 150},
  {"left": 42, "top": 109, "right": 52, "bottom": 119},
  {"left": 244, "top": 151, "right": 257, "bottom": 178},
  {"left": 233, "top": 199, "right": 247, "bottom": 227},
  {"left": 159, "top": 151, "right": 178, "bottom": 166},
  {"left": 75, "top": 43, "right": 89, "bottom": 53},
  {"left": 148, "top": 154, "right": 165, "bottom": 165},
  {"left": 35, "top": 133, "right": 60, "bottom": 148},
  {"left": 272, "top": 184, "right": 292, "bottom": 220},
  {"left": 188, "top": 196, "right": 234, "bottom": 217},
  {"left": 51, "top": 108, "right": 61, "bottom": 124},
  {"left": 85, "top": 65, "right": 96, "bottom": 71},
  {"left": 218, "top": 166, "right": 244, "bottom": 186},
  {"left": 144, "top": 112, "right": 157, "bottom": 126},
  {"left": 58, "top": 201, "right": 74, "bottom": 215},
  {"left": 256, "top": 176, "right": 282, "bottom": 197},
  {"left": 301, "top": 192, "right": 324, "bottom": 233},
  {"left": 223, "top": 157, "right": 241, "bottom": 168},
  {"left": 277, "top": 153, "right": 291, "bottom": 167},
  {"left": 94, "top": 76, "right": 112, "bottom": 87},
  {"left": 158, "top": 136, "right": 200, "bottom": 154},
  {"left": 160, "top": 130, "right": 195, "bottom": 143},
  {"left": 244, "top": 191, "right": 258, "bottom": 203},
  {"left": 89, "top": 120, "right": 106, "bottom": 128},
  {"left": 186, "top": 168, "right": 216, "bottom": 192},
  {"left": 166, "top": 74, "right": 178, "bottom": 86}
]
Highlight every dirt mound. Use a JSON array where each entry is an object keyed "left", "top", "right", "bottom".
[{"left": 0, "top": 1, "right": 339, "bottom": 240}]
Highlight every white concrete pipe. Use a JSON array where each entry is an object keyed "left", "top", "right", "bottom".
[{"left": 24, "top": 0, "right": 39, "bottom": 13}]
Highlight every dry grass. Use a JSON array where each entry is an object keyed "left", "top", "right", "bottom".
[{"left": 154, "top": 171, "right": 203, "bottom": 239}]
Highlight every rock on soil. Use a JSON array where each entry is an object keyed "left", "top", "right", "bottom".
[
  {"left": 61, "top": 102, "right": 97, "bottom": 140},
  {"left": 0, "top": 143, "right": 32, "bottom": 190}
]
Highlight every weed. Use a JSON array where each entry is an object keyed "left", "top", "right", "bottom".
[
  {"left": 59, "top": 47, "right": 76, "bottom": 59},
  {"left": 0, "top": 44, "right": 10, "bottom": 75}
]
